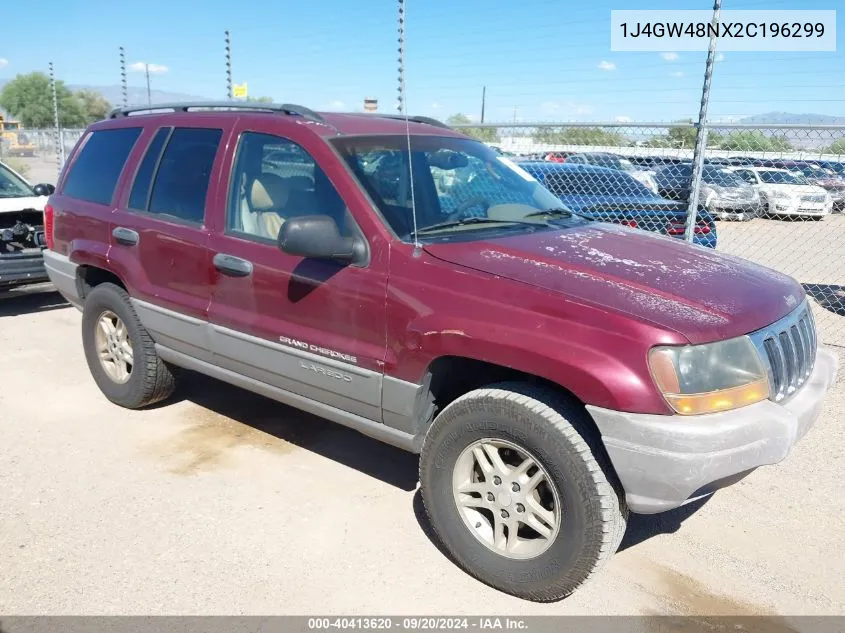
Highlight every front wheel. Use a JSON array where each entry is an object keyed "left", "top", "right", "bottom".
[{"left": 419, "top": 383, "right": 627, "bottom": 602}]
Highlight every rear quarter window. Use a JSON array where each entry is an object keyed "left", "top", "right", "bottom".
[{"left": 62, "top": 127, "right": 142, "bottom": 205}]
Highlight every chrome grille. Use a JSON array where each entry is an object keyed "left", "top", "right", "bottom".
[{"left": 750, "top": 301, "right": 817, "bottom": 403}]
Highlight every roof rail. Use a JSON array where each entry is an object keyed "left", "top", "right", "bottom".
[
  {"left": 107, "top": 101, "right": 326, "bottom": 124},
  {"left": 378, "top": 114, "right": 451, "bottom": 129}
]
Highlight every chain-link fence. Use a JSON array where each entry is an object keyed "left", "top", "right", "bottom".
[
  {"left": 453, "top": 121, "right": 845, "bottom": 347},
  {"left": 5, "top": 121, "right": 843, "bottom": 348}
]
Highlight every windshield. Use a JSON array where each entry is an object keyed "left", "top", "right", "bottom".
[
  {"left": 702, "top": 166, "right": 743, "bottom": 187},
  {"left": 332, "top": 135, "right": 581, "bottom": 241},
  {"left": 795, "top": 166, "right": 824, "bottom": 178},
  {"left": 0, "top": 161, "right": 35, "bottom": 198},
  {"left": 580, "top": 154, "right": 635, "bottom": 172},
  {"left": 538, "top": 169, "right": 654, "bottom": 197},
  {"left": 758, "top": 170, "right": 809, "bottom": 185}
]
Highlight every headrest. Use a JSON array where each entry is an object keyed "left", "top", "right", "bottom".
[{"left": 250, "top": 173, "right": 289, "bottom": 211}]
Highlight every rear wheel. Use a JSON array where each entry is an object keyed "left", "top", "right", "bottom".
[
  {"left": 419, "top": 383, "right": 627, "bottom": 602},
  {"left": 81, "top": 283, "right": 175, "bottom": 408}
]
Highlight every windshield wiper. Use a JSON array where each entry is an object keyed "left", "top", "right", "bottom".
[
  {"left": 409, "top": 217, "right": 539, "bottom": 237},
  {"left": 523, "top": 208, "right": 575, "bottom": 218}
]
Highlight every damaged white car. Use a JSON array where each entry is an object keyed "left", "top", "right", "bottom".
[{"left": 0, "top": 161, "right": 54, "bottom": 289}]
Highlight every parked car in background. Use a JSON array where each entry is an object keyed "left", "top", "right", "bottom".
[
  {"left": 487, "top": 144, "right": 517, "bottom": 157},
  {"left": 654, "top": 162, "right": 762, "bottom": 221},
  {"left": 704, "top": 157, "right": 733, "bottom": 166},
  {"left": 520, "top": 162, "right": 716, "bottom": 248},
  {"left": 785, "top": 165, "right": 845, "bottom": 211},
  {"left": 810, "top": 160, "right": 845, "bottom": 178},
  {"left": 565, "top": 152, "right": 658, "bottom": 193},
  {"left": 41, "top": 101, "right": 839, "bottom": 602},
  {"left": 0, "top": 160, "right": 55, "bottom": 289},
  {"left": 542, "top": 151, "right": 569, "bottom": 163},
  {"left": 728, "top": 156, "right": 758, "bottom": 166},
  {"left": 730, "top": 167, "right": 833, "bottom": 218}
]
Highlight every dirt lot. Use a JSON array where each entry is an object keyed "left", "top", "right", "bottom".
[{"left": 0, "top": 282, "right": 843, "bottom": 616}]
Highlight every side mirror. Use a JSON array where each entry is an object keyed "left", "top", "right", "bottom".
[
  {"left": 33, "top": 183, "right": 56, "bottom": 196},
  {"left": 278, "top": 215, "right": 366, "bottom": 264}
]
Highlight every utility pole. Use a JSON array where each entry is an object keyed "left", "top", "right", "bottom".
[
  {"left": 684, "top": 0, "right": 722, "bottom": 242},
  {"left": 119, "top": 47, "right": 128, "bottom": 107},
  {"left": 145, "top": 63, "right": 152, "bottom": 106},
  {"left": 481, "top": 86, "right": 486, "bottom": 123},
  {"left": 225, "top": 30, "right": 233, "bottom": 100}
]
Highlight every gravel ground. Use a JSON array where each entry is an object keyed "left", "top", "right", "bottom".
[{"left": 0, "top": 284, "right": 843, "bottom": 616}]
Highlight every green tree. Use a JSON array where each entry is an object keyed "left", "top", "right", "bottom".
[
  {"left": 447, "top": 113, "right": 500, "bottom": 143},
  {"left": 75, "top": 89, "right": 112, "bottom": 123},
  {"left": 666, "top": 122, "right": 697, "bottom": 148},
  {"left": 0, "top": 72, "right": 87, "bottom": 128},
  {"left": 531, "top": 126, "right": 627, "bottom": 146},
  {"left": 823, "top": 138, "right": 845, "bottom": 155},
  {"left": 246, "top": 96, "right": 273, "bottom": 103},
  {"left": 719, "top": 130, "right": 793, "bottom": 152},
  {"left": 648, "top": 122, "right": 722, "bottom": 149}
]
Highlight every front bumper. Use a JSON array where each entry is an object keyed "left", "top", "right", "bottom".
[
  {"left": 0, "top": 251, "right": 49, "bottom": 289},
  {"left": 587, "top": 346, "right": 839, "bottom": 514},
  {"left": 710, "top": 200, "right": 761, "bottom": 220},
  {"left": 771, "top": 198, "right": 832, "bottom": 216}
]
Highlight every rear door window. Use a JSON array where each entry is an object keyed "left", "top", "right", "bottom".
[
  {"left": 142, "top": 127, "right": 223, "bottom": 225},
  {"left": 62, "top": 127, "right": 142, "bottom": 205},
  {"left": 128, "top": 127, "right": 172, "bottom": 210}
]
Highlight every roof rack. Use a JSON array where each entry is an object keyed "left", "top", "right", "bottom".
[
  {"left": 378, "top": 114, "right": 451, "bottom": 129},
  {"left": 107, "top": 101, "right": 326, "bottom": 124}
]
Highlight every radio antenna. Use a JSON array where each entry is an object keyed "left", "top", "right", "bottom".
[{"left": 398, "top": 0, "right": 421, "bottom": 252}]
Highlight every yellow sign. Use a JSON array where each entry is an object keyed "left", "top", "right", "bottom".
[{"left": 233, "top": 82, "right": 248, "bottom": 98}]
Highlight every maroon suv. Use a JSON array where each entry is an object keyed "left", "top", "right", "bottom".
[{"left": 43, "top": 102, "right": 838, "bottom": 602}]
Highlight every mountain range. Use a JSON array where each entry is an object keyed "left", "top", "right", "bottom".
[{"left": 68, "top": 83, "right": 210, "bottom": 106}]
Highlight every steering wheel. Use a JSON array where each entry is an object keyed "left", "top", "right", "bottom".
[{"left": 446, "top": 196, "right": 491, "bottom": 221}]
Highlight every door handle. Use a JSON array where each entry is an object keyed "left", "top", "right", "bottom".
[
  {"left": 213, "top": 253, "right": 253, "bottom": 277},
  {"left": 112, "top": 227, "right": 139, "bottom": 246}
]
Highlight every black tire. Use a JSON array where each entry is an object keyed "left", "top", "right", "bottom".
[
  {"left": 419, "top": 382, "right": 627, "bottom": 602},
  {"left": 81, "top": 282, "right": 175, "bottom": 409}
]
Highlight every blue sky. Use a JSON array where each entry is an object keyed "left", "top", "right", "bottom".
[{"left": 1, "top": 0, "right": 842, "bottom": 122}]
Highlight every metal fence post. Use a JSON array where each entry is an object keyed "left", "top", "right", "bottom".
[
  {"left": 119, "top": 47, "right": 128, "bottom": 108},
  {"left": 684, "top": 0, "right": 722, "bottom": 242},
  {"left": 397, "top": 0, "right": 406, "bottom": 114},
  {"left": 225, "top": 30, "right": 233, "bottom": 100},
  {"left": 49, "top": 61, "right": 63, "bottom": 179}
]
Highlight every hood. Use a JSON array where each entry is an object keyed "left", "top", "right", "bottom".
[
  {"left": 424, "top": 224, "right": 803, "bottom": 344},
  {"left": 0, "top": 195, "right": 47, "bottom": 214},
  {"left": 761, "top": 183, "right": 827, "bottom": 197},
  {"left": 815, "top": 179, "right": 845, "bottom": 190}
]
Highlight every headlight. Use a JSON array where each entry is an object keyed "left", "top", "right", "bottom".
[
  {"left": 769, "top": 190, "right": 793, "bottom": 200},
  {"left": 648, "top": 336, "right": 770, "bottom": 415}
]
